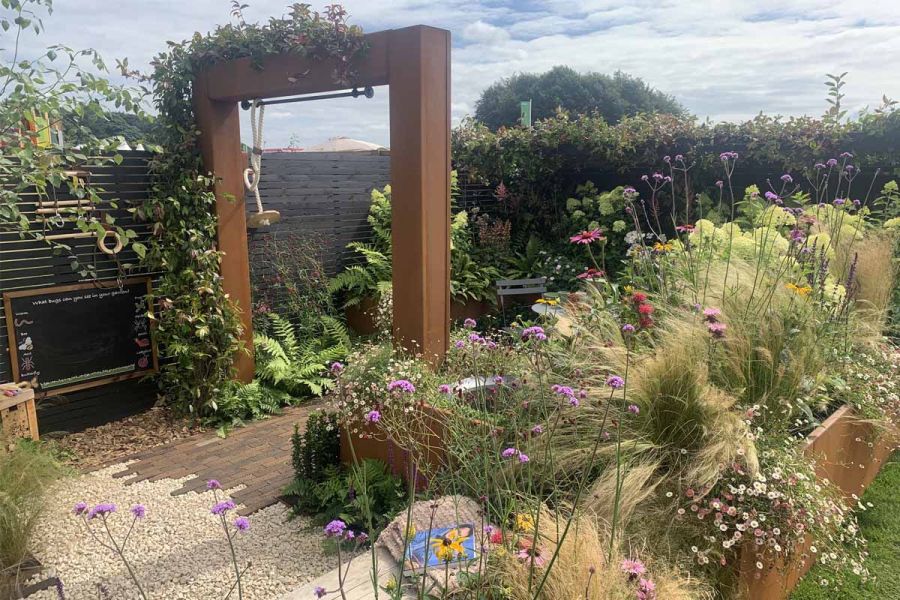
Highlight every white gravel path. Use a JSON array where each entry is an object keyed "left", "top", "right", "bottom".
[{"left": 29, "top": 463, "right": 333, "bottom": 600}]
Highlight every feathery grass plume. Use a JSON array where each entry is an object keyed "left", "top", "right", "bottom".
[
  {"left": 583, "top": 460, "right": 662, "bottom": 528},
  {"left": 0, "top": 439, "right": 65, "bottom": 593},
  {"left": 849, "top": 231, "right": 898, "bottom": 319},
  {"left": 489, "top": 507, "right": 711, "bottom": 600}
]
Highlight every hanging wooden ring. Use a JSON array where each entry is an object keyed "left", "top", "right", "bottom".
[{"left": 97, "top": 229, "right": 123, "bottom": 255}]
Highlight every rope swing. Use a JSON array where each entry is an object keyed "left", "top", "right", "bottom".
[{"left": 244, "top": 99, "right": 281, "bottom": 228}]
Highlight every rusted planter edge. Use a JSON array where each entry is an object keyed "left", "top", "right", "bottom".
[{"left": 738, "top": 405, "right": 897, "bottom": 600}]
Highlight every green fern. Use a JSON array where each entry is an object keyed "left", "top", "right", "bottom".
[{"left": 254, "top": 313, "right": 348, "bottom": 397}]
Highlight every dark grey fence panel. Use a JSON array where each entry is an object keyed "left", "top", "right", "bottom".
[{"left": 0, "top": 151, "right": 158, "bottom": 432}]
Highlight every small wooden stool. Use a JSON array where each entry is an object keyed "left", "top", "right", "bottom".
[{"left": 1, "top": 384, "right": 39, "bottom": 448}]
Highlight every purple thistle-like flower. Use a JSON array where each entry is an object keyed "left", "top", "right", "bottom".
[
  {"left": 702, "top": 307, "right": 721, "bottom": 322},
  {"left": 233, "top": 516, "right": 250, "bottom": 532},
  {"left": 707, "top": 322, "right": 727, "bottom": 339},
  {"left": 606, "top": 375, "right": 625, "bottom": 389},
  {"left": 387, "top": 379, "right": 415, "bottom": 393},
  {"left": 621, "top": 323, "right": 636, "bottom": 334},
  {"left": 330, "top": 362, "right": 344, "bottom": 375},
  {"left": 86, "top": 503, "right": 116, "bottom": 520},
  {"left": 438, "top": 384, "right": 452, "bottom": 394},
  {"left": 501, "top": 447, "right": 519, "bottom": 459},
  {"left": 324, "top": 519, "right": 347, "bottom": 537},
  {"left": 73, "top": 502, "right": 88, "bottom": 516},
  {"left": 207, "top": 479, "right": 221, "bottom": 490},
  {"left": 364, "top": 410, "right": 381, "bottom": 424},
  {"left": 314, "top": 585, "right": 327, "bottom": 598},
  {"left": 211, "top": 500, "right": 236, "bottom": 516},
  {"left": 463, "top": 318, "right": 477, "bottom": 329},
  {"left": 621, "top": 558, "right": 647, "bottom": 577},
  {"left": 518, "top": 453, "right": 530, "bottom": 464},
  {"left": 627, "top": 404, "right": 640, "bottom": 415},
  {"left": 130, "top": 504, "right": 147, "bottom": 519}
]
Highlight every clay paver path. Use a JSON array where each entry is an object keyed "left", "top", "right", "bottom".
[{"left": 111, "top": 402, "right": 323, "bottom": 515}]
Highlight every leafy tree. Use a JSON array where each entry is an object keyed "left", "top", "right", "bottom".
[
  {"left": 63, "top": 110, "right": 159, "bottom": 146},
  {"left": 474, "top": 65, "right": 686, "bottom": 129}
]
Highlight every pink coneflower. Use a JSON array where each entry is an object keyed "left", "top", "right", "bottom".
[
  {"left": 516, "top": 540, "right": 546, "bottom": 567},
  {"left": 637, "top": 577, "right": 657, "bottom": 600},
  {"left": 676, "top": 224, "right": 695, "bottom": 233},
  {"left": 569, "top": 229, "right": 604, "bottom": 244}
]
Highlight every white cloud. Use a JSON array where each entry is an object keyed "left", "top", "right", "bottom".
[{"left": 4, "top": 0, "right": 899, "bottom": 147}]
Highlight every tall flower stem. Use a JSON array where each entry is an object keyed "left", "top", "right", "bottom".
[{"left": 100, "top": 516, "right": 148, "bottom": 600}]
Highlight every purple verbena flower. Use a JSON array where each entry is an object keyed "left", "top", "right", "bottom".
[
  {"left": 826, "top": 158, "right": 838, "bottom": 167},
  {"left": 606, "top": 375, "right": 625, "bottom": 389},
  {"left": 364, "top": 410, "right": 381, "bottom": 424},
  {"left": 130, "top": 504, "right": 146, "bottom": 519},
  {"left": 833, "top": 198, "right": 846, "bottom": 206},
  {"left": 622, "top": 323, "right": 636, "bottom": 334},
  {"left": 627, "top": 404, "right": 640, "bottom": 415},
  {"left": 531, "top": 425, "right": 544, "bottom": 435},
  {"left": 387, "top": 379, "right": 415, "bottom": 393},
  {"left": 463, "top": 318, "right": 477, "bottom": 329},
  {"left": 518, "top": 453, "right": 530, "bottom": 464},
  {"left": 330, "top": 362, "right": 344, "bottom": 375},
  {"left": 438, "top": 384, "right": 452, "bottom": 394},
  {"left": 73, "top": 502, "right": 88, "bottom": 516},
  {"left": 207, "top": 479, "right": 221, "bottom": 490},
  {"left": 764, "top": 191, "right": 780, "bottom": 202},
  {"left": 454, "top": 340, "right": 465, "bottom": 349},
  {"left": 211, "top": 500, "right": 236, "bottom": 516},
  {"left": 501, "top": 447, "right": 519, "bottom": 459},
  {"left": 324, "top": 519, "right": 347, "bottom": 538},
  {"left": 233, "top": 517, "right": 250, "bottom": 532},
  {"left": 839, "top": 152, "right": 853, "bottom": 159},
  {"left": 86, "top": 503, "right": 116, "bottom": 520},
  {"left": 780, "top": 173, "right": 793, "bottom": 183},
  {"left": 551, "top": 384, "right": 575, "bottom": 397},
  {"left": 314, "top": 585, "right": 327, "bottom": 598},
  {"left": 521, "top": 326, "right": 547, "bottom": 341},
  {"left": 789, "top": 229, "right": 806, "bottom": 243}
]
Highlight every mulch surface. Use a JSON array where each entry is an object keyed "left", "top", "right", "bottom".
[{"left": 52, "top": 406, "right": 204, "bottom": 471}]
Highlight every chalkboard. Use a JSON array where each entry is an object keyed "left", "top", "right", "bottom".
[{"left": 3, "top": 278, "right": 157, "bottom": 395}]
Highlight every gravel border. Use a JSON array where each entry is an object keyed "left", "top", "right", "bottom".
[{"left": 28, "top": 463, "right": 333, "bottom": 599}]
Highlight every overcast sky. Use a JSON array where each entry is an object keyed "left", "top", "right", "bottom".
[{"left": 9, "top": 0, "right": 900, "bottom": 147}]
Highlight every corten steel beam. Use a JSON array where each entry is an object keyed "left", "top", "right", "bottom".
[
  {"left": 194, "top": 25, "right": 451, "bottom": 376},
  {"left": 193, "top": 73, "right": 255, "bottom": 382},
  {"left": 388, "top": 27, "right": 451, "bottom": 362}
]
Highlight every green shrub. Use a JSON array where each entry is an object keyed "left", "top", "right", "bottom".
[
  {"left": 206, "top": 381, "right": 297, "bottom": 435},
  {"left": 0, "top": 440, "right": 65, "bottom": 592}
]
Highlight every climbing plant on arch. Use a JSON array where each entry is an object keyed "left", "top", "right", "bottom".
[{"left": 142, "top": 6, "right": 450, "bottom": 414}]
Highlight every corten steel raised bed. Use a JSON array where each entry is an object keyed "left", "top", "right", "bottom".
[
  {"left": 737, "top": 405, "right": 897, "bottom": 599},
  {"left": 344, "top": 297, "right": 380, "bottom": 336}
]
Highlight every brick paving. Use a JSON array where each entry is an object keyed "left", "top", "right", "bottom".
[{"left": 111, "top": 403, "right": 322, "bottom": 515}]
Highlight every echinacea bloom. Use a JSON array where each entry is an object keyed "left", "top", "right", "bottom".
[
  {"left": 330, "top": 362, "right": 344, "bottom": 375},
  {"left": 702, "top": 307, "right": 721, "bottom": 322},
  {"left": 577, "top": 267, "right": 605, "bottom": 280},
  {"left": 627, "top": 404, "right": 640, "bottom": 415},
  {"left": 130, "top": 504, "right": 146, "bottom": 519},
  {"left": 207, "top": 479, "right": 221, "bottom": 490},
  {"left": 233, "top": 517, "right": 250, "bottom": 532},
  {"left": 707, "top": 322, "right": 727, "bottom": 338},
  {"left": 569, "top": 229, "right": 604, "bottom": 244},
  {"left": 606, "top": 375, "right": 625, "bottom": 389},
  {"left": 438, "top": 384, "right": 452, "bottom": 394},
  {"left": 621, "top": 558, "right": 647, "bottom": 577},
  {"left": 463, "top": 318, "right": 477, "bottom": 329},
  {"left": 364, "top": 410, "right": 381, "bottom": 424},
  {"left": 516, "top": 540, "right": 547, "bottom": 567},
  {"left": 324, "top": 519, "right": 347, "bottom": 537},
  {"left": 211, "top": 500, "right": 236, "bottom": 516},
  {"left": 675, "top": 224, "right": 695, "bottom": 233},
  {"left": 73, "top": 502, "right": 88, "bottom": 516},
  {"left": 314, "top": 585, "right": 327, "bottom": 598},
  {"left": 87, "top": 503, "right": 116, "bottom": 520},
  {"left": 387, "top": 379, "right": 415, "bottom": 393}
]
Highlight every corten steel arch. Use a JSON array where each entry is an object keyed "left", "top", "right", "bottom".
[{"left": 193, "top": 26, "right": 451, "bottom": 382}]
